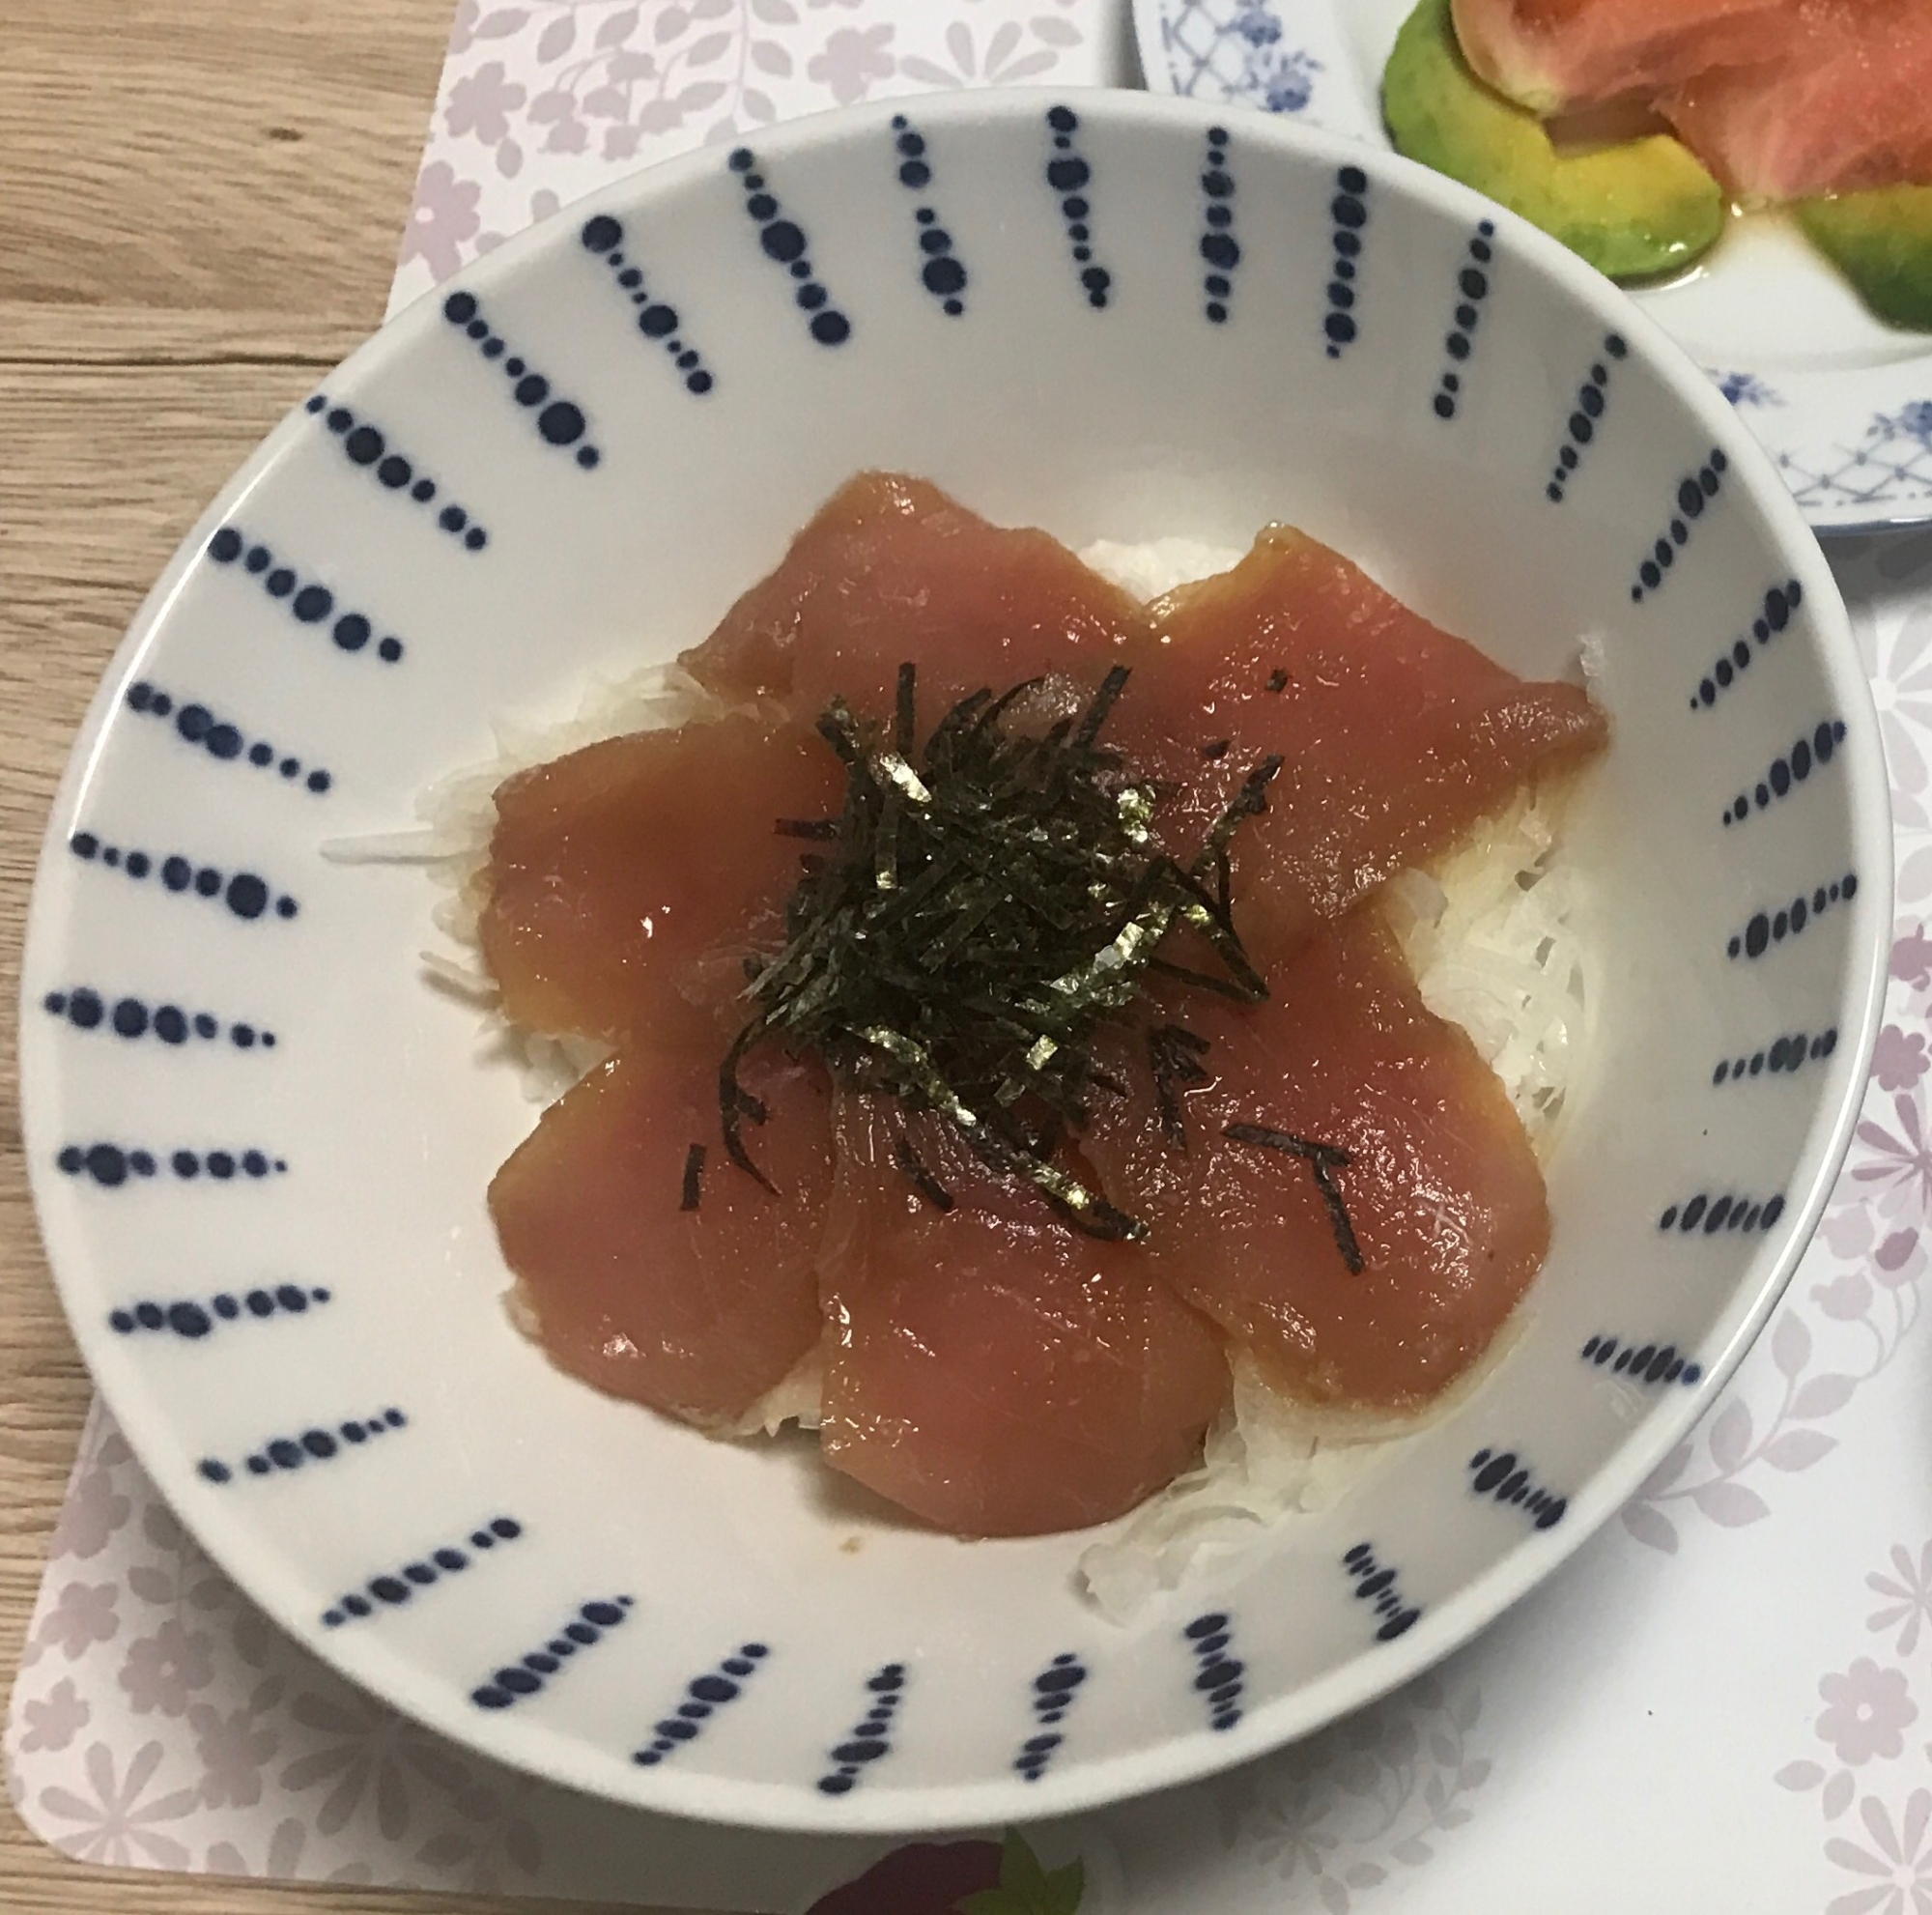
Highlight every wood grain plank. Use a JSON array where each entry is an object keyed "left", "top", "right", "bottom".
[
  {"left": 0, "top": 0, "right": 438, "bottom": 319},
  {"left": 0, "top": 307, "right": 370, "bottom": 367}
]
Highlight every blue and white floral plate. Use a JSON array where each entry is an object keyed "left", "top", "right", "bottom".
[
  {"left": 1135, "top": 0, "right": 1932, "bottom": 535},
  {"left": 17, "top": 92, "right": 1889, "bottom": 1832}
]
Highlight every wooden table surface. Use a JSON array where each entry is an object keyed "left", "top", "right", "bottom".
[{"left": 0, "top": 3, "right": 676, "bottom": 1908}]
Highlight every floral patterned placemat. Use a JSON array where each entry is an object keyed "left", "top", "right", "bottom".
[
  {"left": 385, "top": 0, "right": 1134, "bottom": 320},
  {"left": 13, "top": 6, "right": 1932, "bottom": 1909}
]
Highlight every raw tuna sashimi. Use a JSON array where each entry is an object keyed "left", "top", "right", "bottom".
[
  {"left": 816, "top": 1101, "right": 1231, "bottom": 1537},
  {"left": 489, "top": 1043, "right": 835, "bottom": 1427},
  {"left": 1663, "top": 0, "right": 1932, "bottom": 201},
  {"left": 1082, "top": 909, "right": 1551, "bottom": 1413},
  {"left": 477, "top": 478, "right": 1600, "bottom": 1535},
  {"left": 1450, "top": 0, "right": 1791, "bottom": 116},
  {"left": 478, "top": 715, "right": 842, "bottom": 1048},
  {"left": 679, "top": 472, "right": 1151, "bottom": 720},
  {"left": 1115, "top": 526, "right": 1605, "bottom": 967}
]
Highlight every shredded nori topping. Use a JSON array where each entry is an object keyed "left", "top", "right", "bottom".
[
  {"left": 1148, "top": 1023, "right": 1211, "bottom": 1150},
  {"left": 1224, "top": 1123, "right": 1364, "bottom": 1272},
  {"left": 892, "top": 1124, "right": 956, "bottom": 1214},
  {"left": 721, "top": 663, "right": 1277, "bottom": 1238},
  {"left": 680, "top": 1142, "right": 706, "bottom": 1213},
  {"left": 718, "top": 1044, "right": 774, "bottom": 1194}
]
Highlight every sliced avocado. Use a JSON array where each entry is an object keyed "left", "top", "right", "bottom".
[
  {"left": 1799, "top": 187, "right": 1932, "bottom": 331},
  {"left": 1383, "top": 0, "right": 1723, "bottom": 282}
]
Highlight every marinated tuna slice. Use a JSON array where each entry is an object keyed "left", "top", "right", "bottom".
[
  {"left": 1664, "top": 0, "right": 1932, "bottom": 201},
  {"left": 1450, "top": 0, "right": 1791, "bottom": 116},
  {"left": 1081, "top": 910, "right": 1550, "bottom": 1413},
  {"left": 478, "top": 715, "right": 842, "bottom": 1048},
  {"left": 679, "top": 472, "right": 1151, "bottom": 719},
  {"left": 490, "top": 1043, "right": 835, "bottom": 1427},
  {"left": 817, "top": 1101, "right": 1231, "bottom": 1537},
  {"left": 1118, "top": 526, "right": 1605, "bottom": 967}
]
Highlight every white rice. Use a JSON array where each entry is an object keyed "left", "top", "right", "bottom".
[{"left": 348, "top": 534, "right": 1592, "bottom": 1620}]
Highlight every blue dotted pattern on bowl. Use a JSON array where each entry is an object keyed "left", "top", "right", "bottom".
[
  {"left": 816, "top": 1664, "right": 907, "bottom": 1795},
  {"left": 200, "top": 1405, "right": 407, "bottom": 1487},
  {"left": 471, "top": 1594, "right": 634, "bottom": 1710},
  {"left": 324, "top": 1508, "right": 516, "bottom": 1628},
  {"left": 1467, "top": 1447, "right": 1567, "bottom": 1530},
  {"left": 1014, "top": 1653, "right": 1089, "bottom": 1782},
  {"left": 633, "top": 1643, "right": 772, "bottom": 1767},
  {"left": 1183, "top": 1613, "right": 1244, "bottom": 1730},
  {"left": 1582, "top": 1336, "right": 1703, "bottom": 1388},
  {"left": 1343, "top": 1546, "right": 1422, "bottom": 1642}
]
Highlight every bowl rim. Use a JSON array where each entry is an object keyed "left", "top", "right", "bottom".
[{"left": 16, "top": 83, "right": 1895, "bottom": 1835}]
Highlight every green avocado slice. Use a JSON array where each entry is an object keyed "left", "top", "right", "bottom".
[
  {"left": 1383, "top": 0, "right": 1723, "bottom": 282},
  {"left": 1799, "top": 187, "right": 1932, "bottom": 331}
]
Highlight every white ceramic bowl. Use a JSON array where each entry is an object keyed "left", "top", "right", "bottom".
[{"left": 17, "top": 89, "right": 1890, "bottom": 1833}]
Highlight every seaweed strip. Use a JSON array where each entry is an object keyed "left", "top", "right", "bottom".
[
  {"left": 1149, "top": 1023, "right": 1210, "bottom": 1149},
  {"left": 892, "top": 1124, "right": 955, "bottom": 1214},
  {"left": 1223, "top": 1123, "right": 1364, "bottom": 1272},
  {"left": 717, "top": 1027, "right": 777, "bottom": 1194},
  {"left": 724, "top": 660, "right": 1277, "bottom": 1239}
]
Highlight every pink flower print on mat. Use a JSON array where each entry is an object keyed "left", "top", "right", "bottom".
[
  {"left": 1819, "top": 1662, "right": 1920, "bottom": 1767},
  {"left": 1780, "top": 1541, "right": 1932, "bottom": 1901},
  {"left": 1215, "top": 1673, "right": 1492, "bottom": 1912},
  {"left": 1894, "top": 924, "right": 1932, "bottom": 994},
  {"left": 1861, "top": 593, "right": 1932, "bottom": 800},
  {"left": 1825, "top": 1790, "right": 1932, "bottom": 1915},
  {"left": 399, "top": 161, "right": 483, "bottom": 282},
  {"left": 205, "top": 1815, "right": 374, "bottom": 1886},
  {"left": 1876, "top": 1025, "right": 1931, "bottom": 1093},
  {"left": 1820, "top": 1269, "right": 1878, "bottom": 1321},
  {"left": 445, "top": 0, "right": 481, "bottom": 57},
  {"left": 809, "top": 24, "right": 897, "bottom": 102},
  {"left": 1869, "top": 1544, "right": 1932, "bottom": 1656},
  {"left": 38, "top": 1580, "right": 119, "bottom": 1661},
  {"left": 476, "top": 188, "right": 562, "bottom": 257},
  {"left": 897, "top": 16, "right": 1077, "bottom": 88},
  {"left": 511, "top": 0, "right": 825, "bottom": 157},
  {"left": 36, "top": 1740, "right": 199, "bottom": 1869},
  {"left": 49, "top": 1462, "right": 130, "bottom": 1561},
  {"left": 1857, "top": 1091, "right": 1932, "bottom": 1219},
  {"left": 278, "top": 1685, "right": 476, "bottom": 1842},
  {"left": 118, "top": 1618, "right": 216, "bottom": 1718},
  {"left": 411, "top": 1773, "right": 546, "bottom": 1895},
  {"left": 189, "top": 1691, "right": 281, "bottom": 1809},
  {"left": 445, "top": 59, "right": 527, "bottom": 144},
  {"left": 18, "top": 1679, "right": 90, "bottom": 1756}
]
